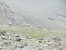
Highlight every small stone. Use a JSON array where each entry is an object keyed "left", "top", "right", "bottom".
[
  {"left": 38, "top": 41, "right": 42, "bottom": 43},
  {"left": 16, "top": 38, "right": 21, "bottom": 41},
  {"left": 1, "top": 36, "right": 8, "bottom": 40},
  {"left": 19, "top": 46, "right": 25, "bottom": 48},
  {"left": 52, "top": 37, "right": 62, "bottom": 41},
  {"left": 59, "top": 48, "right": 63, "bottom": 50},
  {"left": 15, "top": 36, "right": 19, "bottom": 37},
  {"left": 38, "top": 48, "right": 43, "bottom": 50}
]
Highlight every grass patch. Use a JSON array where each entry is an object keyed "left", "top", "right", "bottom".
[{"left": 0, "top": 24, "right": 66, "bottom": 39}]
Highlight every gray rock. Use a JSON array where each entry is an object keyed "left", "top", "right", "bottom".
[{"left": 15, "top": 45, "right": 35, "bottom": 50}]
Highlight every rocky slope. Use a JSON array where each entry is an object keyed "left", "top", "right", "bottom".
[
  {"left": 0, "top": 31, "right": 66, "bottom": 50},
  {"left": 0, "top": 0, "right": 26, "bottom": 26},
  {"left": 0, "top": 0, "right": 66, "bottom": 50},
  {"left": 0, "top": 0, "right": 66, "bottom": 30},
  {"left": 4, "top": 0, "right": 66, "bottom": 31}
]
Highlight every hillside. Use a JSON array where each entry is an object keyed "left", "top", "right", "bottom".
[
  {"left": 0, "top": 0, "right": 66, "bottom": 50},
  {"left": 3, "top": 0, "right": 66, "bottom": 31},
  {"left": 0, "top": 25, "right": 66, "bottom": 50}
]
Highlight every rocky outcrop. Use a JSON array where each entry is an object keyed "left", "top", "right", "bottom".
[
  {"left": 0, "top": 0, "right": 26, "bottom": 26},
  {"left": 0, "top": 0, "right": 13, "bottom": 24}
]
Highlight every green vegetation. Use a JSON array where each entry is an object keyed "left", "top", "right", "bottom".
[{"left": 0, "top": 25, "right": 66, "bottom": 39}]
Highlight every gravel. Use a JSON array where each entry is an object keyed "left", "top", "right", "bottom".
[{"left": 0, "top": 31, "right": 66, "bottom": 50}]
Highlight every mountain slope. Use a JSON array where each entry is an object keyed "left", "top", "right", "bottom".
[
  {"left": 0, "top": 0, "right": 26, "bottom": 25},
  {"left": 1, "top": 0, "right": 66, "bottom": 31}
]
